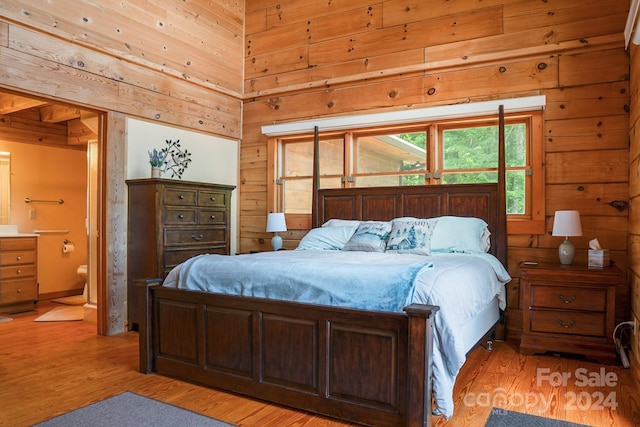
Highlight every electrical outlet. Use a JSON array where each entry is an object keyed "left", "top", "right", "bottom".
[{"left": 28, "top": 209, "right": 36, "bottom": 220}]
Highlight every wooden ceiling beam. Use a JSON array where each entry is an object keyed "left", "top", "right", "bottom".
[
  {"left": 67, "top": 118, "right": 97, "bottom": 146},
  {"left": 0, "top": 93, "right": 48, "bottom": 114},
  {"left": 40, "top": 104, "right": 82, "bottom": 123}
]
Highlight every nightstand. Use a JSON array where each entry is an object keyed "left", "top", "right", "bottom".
[{"left": 519, "top": 262, "right": 621, "bottom": 365}]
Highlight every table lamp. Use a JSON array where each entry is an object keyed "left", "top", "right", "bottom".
[
  {"left": 266, "top": 212, "right": 287, "bottom": 251},
  {"left": 551, "top": 210, "right": 582, "bottom": 265}
]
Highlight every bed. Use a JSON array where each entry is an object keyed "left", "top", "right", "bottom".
[{"left": 137, "top": 110, "right": 510, "bottom": 427}]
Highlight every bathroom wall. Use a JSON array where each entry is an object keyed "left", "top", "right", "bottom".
[{"left": 0, "top": 140, "right": 88, "bottom": 297}]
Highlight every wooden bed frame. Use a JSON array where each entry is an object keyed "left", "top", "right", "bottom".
[{"left": 137, "top": 110, "right": 508, "bottom": 427}]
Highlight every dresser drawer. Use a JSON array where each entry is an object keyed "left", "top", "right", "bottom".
[
  {"left": 530, "top": 309, "right": 605, "bottom": 337},
  {"left": 198, "top": 190, "right": 229, "bottom": 208},
  {"left": 164, "top": 187, "right": 197, "bottom": 206},
  {"left": 198, "top": 209, "right": 227, "bottom": 225},
  {"left": 0, "top": 237, "right": 37, "bottom": 251},
  {"left": 0, "top": 278, "right": 37, "bottom": 304},
  {"left": 0, "top": 264, "right": 36, "bottom": 279},
  {"left": 164, "top": 247, "right": 228, "bottom": 271},
  {"left": 164, "top": 228, "right": 226, "bottom": 246},
  {"left": 164, "top": 208, "right": 197, "bottom": 225},
  {"left": 0, "top": 250, "right": 36, "bottom": 266},
  {"left": 530, "top": 285, "right": 606, "bottom": 311}
]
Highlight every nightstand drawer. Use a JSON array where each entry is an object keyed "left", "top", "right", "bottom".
[
  {"left": 530, "top": 309, "right": 605, "bottom": 337},
  {"left": 530, "top": 285, "right": 606, "bottom": 311}
]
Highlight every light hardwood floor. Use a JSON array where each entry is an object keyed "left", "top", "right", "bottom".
[{"left": 1, "top": 301, "right": 639, "bottom": 426}]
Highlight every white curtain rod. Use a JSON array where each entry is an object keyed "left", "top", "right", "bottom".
[{"left": 262, "top": 95, "right": 546, "bottom": 136}]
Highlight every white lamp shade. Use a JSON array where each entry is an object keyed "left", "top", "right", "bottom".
[
  {"left": 552, "top": 210, "right": 582, "bottom": 237},
  {"left": 266, "top": 213, "right": 287, "bottom": 232}
]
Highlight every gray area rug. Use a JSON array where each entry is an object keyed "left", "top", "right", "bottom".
[
  {"left": 33, "top": 391, "right": 236, "bottom": 427},
  {"left": 485, "top": 408, "right": 592, "bottom": 427}
]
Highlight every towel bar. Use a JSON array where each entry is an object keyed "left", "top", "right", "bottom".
[{"left": 24, "top": 197, "right": 64, "bottom": 204}]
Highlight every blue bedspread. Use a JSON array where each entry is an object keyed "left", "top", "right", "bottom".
[
  {"left": 168, "top": 250, "right": 511, "bottom": 419},
  {"left": 178, "top": 251, "right": 433, "bottom": 312}
]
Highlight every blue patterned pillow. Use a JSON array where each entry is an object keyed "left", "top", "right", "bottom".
[
  {"left": 342, "top": 221, "right": 392, "bottom": 252},
  {"left": 386, "top": 218, "right": 437, "bottom": 255}
]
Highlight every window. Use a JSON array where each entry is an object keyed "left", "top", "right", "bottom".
[
  {"left": 269, "top": 111, "right": 544, "bottom": 233},
  {"left": 438, "top": 117, "right": 532, "bottom": 216}
]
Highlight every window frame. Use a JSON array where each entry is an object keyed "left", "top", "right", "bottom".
[{"left": 267, "top": 111, "right": 544, "bottom": 234}]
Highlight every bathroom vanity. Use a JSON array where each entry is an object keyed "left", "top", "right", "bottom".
[{"left": 0, "top": 226, "right": 38, "bottom": 313}]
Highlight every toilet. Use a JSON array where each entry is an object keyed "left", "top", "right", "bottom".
[{"left": 77, "top": 264, "right": 88, "bottom": 299}]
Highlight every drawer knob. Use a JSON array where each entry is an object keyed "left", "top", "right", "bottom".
[
  {"left": 556, "top": 319, "right": 576, "bottom": 329},
  {"left": 16, "top": 269, "right": 21, "bottom": 274},
  {"left": 17, "top": 288, "right": 22, "bottom": 293},
  {"left": 210, "top": 197, "right": 216, "bottom": 202},
  {"left": 178, "top": 214, "right": 184, "bottom": 219},
  {"left": 558, "top": 294, "right": 576, "bottom": 304},
  {"left": 16, "top": 256, "right": 21, "bottom": 261},
  {"left": 179, "top": 195, "right": 184, "bottom": 199},
  {"left": 210, "top": 215, "right": 216, "bottom": 220},
  {"left": 192, "top": 234, "right": 204, "bottom": 241}
]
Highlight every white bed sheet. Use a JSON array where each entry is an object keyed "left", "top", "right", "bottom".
[
  {"left": 164, "top": 250, "right": 511, "bottom": 419},
  {"left": 410, "top": 253, "right": 509, "bottom": 418}
]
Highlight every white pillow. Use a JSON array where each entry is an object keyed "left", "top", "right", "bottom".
[
  {"left": 342, "top": 221, "right": 392, "bottom": 252},
  {"left": 296, "top": 226, "right": 358, "bottom": 250},
  {"left": 386, "top": 218, "right": 437, "bottom": 255},
  {"left": 322, "top": 219, "right": 361, "bottom": 228},
  {"left": 430, "top": 216, "right": 489, "bottom": 253}
]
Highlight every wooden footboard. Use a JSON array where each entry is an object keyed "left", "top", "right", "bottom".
[{"left": 137, "top": 279, "right": 439, "bottom": 427}]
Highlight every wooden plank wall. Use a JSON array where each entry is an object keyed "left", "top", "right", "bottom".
[
  {"left": 0, "top": 0, "right": 245, "bottom": 334},
  {"left": 241, "top": 0, "right": 631, "bottom": 341},
  {"left": 628, "top": 43, "right": 640, "bottom": 367},
  {"left": 0, "top": 1, "right": 243, "bottom": 140}
]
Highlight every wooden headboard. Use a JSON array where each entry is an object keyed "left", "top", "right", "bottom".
[
  {"left": 310, "top": 105, "right": 508, "bottom": 267},
  {"left": 314, "top": 183, "right": 507, "bottom": 267}
]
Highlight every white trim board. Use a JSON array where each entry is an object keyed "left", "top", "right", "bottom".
[
  {"left": 625, "top": 0, "right": 640, "bottom": 48},
  {"left": 262, "top": 95, "right": 546, "bottom": 136}
]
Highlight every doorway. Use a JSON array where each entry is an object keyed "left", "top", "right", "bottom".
[{"left": 0, "top": 89, "right": 103, "bottom": 330}]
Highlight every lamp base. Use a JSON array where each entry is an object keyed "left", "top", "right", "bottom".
[
  {"left": 558, "top": 237, "right": 575, "bottom": 265},
  {"left": 271, "top": 233, "right": 283, "bottom": 251}
]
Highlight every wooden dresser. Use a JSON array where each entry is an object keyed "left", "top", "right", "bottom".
[
  {"left": 0, "top": 236, "right": 38, "bottom": 313},
  {"left": 520, "top": 262, "right": 621, "bottom": 365},
  {"left": 126, "top": 178, "right": 234, "bottom": 330}
]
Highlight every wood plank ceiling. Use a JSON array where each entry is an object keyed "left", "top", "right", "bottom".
[{"left": 0, "top": 91, "right": 98, "bottom": 149}]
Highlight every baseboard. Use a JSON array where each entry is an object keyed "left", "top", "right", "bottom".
[{"left": 39, "top": 288, "right": 84, "bottom": 301}]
